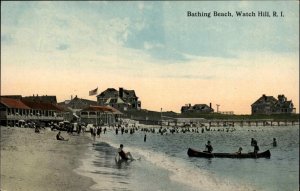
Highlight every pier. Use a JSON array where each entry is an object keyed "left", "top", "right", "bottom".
[
  {"left": 205, "top": 119, "right": 298, "bottom": 127},
  {"left": 135, "top": 117, "right": 299, "bottom": 127}
]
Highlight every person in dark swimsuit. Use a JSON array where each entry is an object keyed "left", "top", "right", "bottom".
[
  {"left": 253, "top": 142, "right": 260, "bottom": 158},
  {"left": 56, "top": 131, "right": 68, "bottom": 141},
  {"left": 35, "top": 126, "right": 40, "bottom": 133},
  {"left": 117, "top": 144, "right": 133, "bottom": 160},
  {"left": 96, "top": 127, "right": 101, "bottom": 137},
  {"left": 251, "top": 138, "right": 257, "bottom": 146},
  {"left": 273, "top": 138, "right": 277, "bottom": 147}
]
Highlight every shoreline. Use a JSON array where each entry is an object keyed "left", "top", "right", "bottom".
[
  {"left": 0, "top": 126, "right": 95, "bottom": 191},
  {"left": 1, "top": 125, "right": 299, "bottom": 191}
]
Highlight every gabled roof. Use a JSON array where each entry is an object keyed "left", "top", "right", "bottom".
[
  {"left": 23, "top": 95, "right": 57, "bottom": 104},
  {"left": 60, "top": 96, "right": 98, "bottom": 109},
  {"left": 97, "top": 88, "right": 138, "bottom": 99},
  {"left": 251, "top": 95, "right": 277, "bottom": 106},
  {"left": 97, "top": 88, "right": 118, "bottom": 97},
  {"left": 69, "top": 96, "right": 97, "bottom": 105},
  {"left": 21, "top": 100, "right": 62, "bottom": 111},
  {"left": 0, "top": 97, "right": 31, "bottom": 109}
]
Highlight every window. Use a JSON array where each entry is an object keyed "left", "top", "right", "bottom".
[
  {"left": 81, "top": 112, "right": 88, "bottom": 115},
  {"left": 89, "top": 112, "right": 96, "bottom": 115}
]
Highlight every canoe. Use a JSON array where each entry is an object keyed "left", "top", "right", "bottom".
[{"left": 187, "top": 148, "right": 271, "bottom": 158}]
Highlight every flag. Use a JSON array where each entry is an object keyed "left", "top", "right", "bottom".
[{"left": 89, "top": 87, "right": 98, "bottom": 96}]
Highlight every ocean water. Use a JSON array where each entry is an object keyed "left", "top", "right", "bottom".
[{"left": 75, "top": 125, "right": 299, "bottom": 191}]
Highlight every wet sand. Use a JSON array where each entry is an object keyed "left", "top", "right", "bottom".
[{"left": 0, "top": 126, "right": 95, "bottom": 191}]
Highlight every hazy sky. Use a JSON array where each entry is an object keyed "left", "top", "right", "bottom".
[{"left": 1, "top": 1, "right": 299, "bottom": 114}]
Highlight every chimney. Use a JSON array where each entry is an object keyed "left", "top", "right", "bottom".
[
  {"left": 71, "top": 95, "right": 73, "bottom": 100},
  {"left": 262, "top": 94, "right": 267, "bottom": 101},
  {"left": 209, "top": 103, "right": 212, "bottom": 108},
  {"left": 119, "top": 87, "right": 124, "bottom": 98}
]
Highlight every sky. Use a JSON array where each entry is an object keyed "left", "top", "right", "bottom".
[{"left": 1, "top": 1, "right": 299, "bottom": 114}]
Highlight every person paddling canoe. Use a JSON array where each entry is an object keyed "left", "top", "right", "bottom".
[
  {"left": 204, "top": 141, "right": 213, "bottom": 153},
  {"left": 236, "top": 147, "right": 243, "bottom": 154}
]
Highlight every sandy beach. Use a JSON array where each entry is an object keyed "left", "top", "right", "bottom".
[{"left": 0, "top": 126, "right": 95, "bottom": 191}]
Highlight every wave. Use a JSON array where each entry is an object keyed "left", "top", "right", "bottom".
[{"left": 104, "top": 138, "right": 256, "bottom": 191}]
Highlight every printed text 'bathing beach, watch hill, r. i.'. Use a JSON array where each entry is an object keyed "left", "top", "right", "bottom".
[{"left": 187, "top": 11, "right": 284, "bottom": 18}]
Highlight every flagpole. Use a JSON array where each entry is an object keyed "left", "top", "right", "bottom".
[{"left": 160, "top": 108, "right": 162, "bottom": 128}]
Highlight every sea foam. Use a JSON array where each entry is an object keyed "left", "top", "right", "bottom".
[{"left": 104, "top": 138, "right": 256, "bottom": 191}]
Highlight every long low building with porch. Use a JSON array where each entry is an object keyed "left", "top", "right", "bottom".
[
  {"left": 0, "top": 97, "right": 65, "bottom": 127},
  {"left": 80, "top": 105, "right": 123, "bottom": 126}
]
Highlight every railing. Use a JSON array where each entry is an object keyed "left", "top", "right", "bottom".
[
  {"left": 80, "top": 114, "right": 96, "bottom": 118},
  {"left": 1, "top": 114, "right": 63, "bottom": 121}
]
